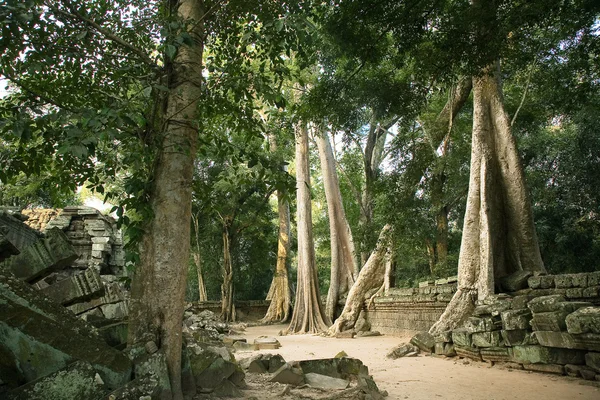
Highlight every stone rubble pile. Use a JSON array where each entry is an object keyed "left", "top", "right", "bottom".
[
  {"left": 399, "top": 270, "right": 600, "bottom": 381},
  {"left": 240, "top": 353, "right": 387, "bottom": 400},
  {"left": 1, "top": 207, "right": 130, "bottom": 348}
]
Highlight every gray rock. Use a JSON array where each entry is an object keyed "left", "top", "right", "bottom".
[
  {"left": 585, "top": 352, "right": 600, "bottom": 373},
  {"left": 501, "top": 309, "right": 532, "bottom": 331},
  {"left": 452, "top": 328, "right": 473, "bottom": 347},
  {"left": 232, "top": 341, "right": 255, "bottom": 351},
  {"left": 511, "top": 345, "right": 586, "bottom": 365},
  {"left": 433, "top": 330, "right": 453, "bottom": 343},
  {"left": 522, "top": 363, "right": 565, "bottom": 375},
  {"left": 356, "top": 330, "right": 381, "bottom": 337},
  {"left": 387, "top": 343, "right": 420, "bottom": 359},
  {"left": 472, "top": 331, "right": 502, "bottom": 348},
  {"left": 454, "top": 346, "right": 482, "bottom": 361},
  {"left": 527, "top": 295, "right": 566, "bottom": 313},
  {"left": 195, "top": 358, "right": 236, "bottom": 389},
  {"left": 41, "top": 267, "right": 104, "bottom": 305},
  {"left": 565, "top": 307, "right": 600, "bottom": 334},
  {"left": 305, "top": 373, "right": 349, "bottom": 389},
  {"left": 134, "top": 350, "right": 172, "bottom": 399},
  {"left": 0, "top": 271, "right": 131, "bottom": 389},
  {"left": 565, "top": 364, "right": 596, "bottom": 379},
  {"left": 410, "top": 331, "right": 435, "bottom": 352},
  {"left": 270, "top": 363, "right": 304, "bottom": 386},
  {"left": 7, "top": 361, "right": 105, "bottom": 400},
  {"left": 434, "top": 342, "right": 456, "bottom": 357},
  {"left": 253, "top": 336, "right": 281, "bottom": 349},
  {"left": 480, "top": 347, "right": 511, "bottom": 363}
]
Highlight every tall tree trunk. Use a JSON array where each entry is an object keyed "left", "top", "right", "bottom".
[
  {"left": 286, "top": 123, "right": 330, "bottom": 334},
  {"left": 328, "top": 225, "right": 391, "bottom": 335},
  {"left": 430, "top": 64, "right": 545, "bottom": 335},
  {"left": 262, "top": 190, "right": 292, "bottom": 323},
  {"left": 221, "top": 222, "right": 235, "bottom": 322},
  {"left": 192, "top": 214, "right": 207, "bottom": 302},
  {"left": 430, "top": 169, "right": 449, "bottom": 273},
  {"left": 127, "top": 2, "right": 204, "bottom": 399},
  {"left": 316, "top": 130, "right": 357, "bottom": 322}
]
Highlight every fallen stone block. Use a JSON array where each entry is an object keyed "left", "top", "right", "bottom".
[
  {"left": 527, "top": 295, "right": 566, "bottom": 313},
  {"left": 472, "top": 331, "right": 503, "bottom": 348},
  {"left": 195, "top": 357, "right": 237, "bottom": 389},
  {"left": 473, "top": 298, "right": 512, "bottom": 317},
  {"left": 501, "top": 309, "right": 532, "bottom": 331},
  {"left": 534, "top": 331, "right": 600, "bottom": 351},
  {"left": 410, "top": 331, "right": 435, "bottom": 352},
  {"left": 270, "top": 362, "right": 304, "bottom": 386},
  {"left": 434, "top": 342, "right": 456, "bottom": 357},
  {"left": 566, "top": 307, "right": 600, "bottom": 335},
  {"left": 480, "top": 347, "right": 512, "bottom": 363},
  {"left": 585, "top": 352, "right": 600, "bottom": 373},
  {"left": 232, "top": 341, "right": 255, "bottom": 351},
  {"left": 454, "top": 346, "right": 482, "bottom": 361},
  {"left": 0, "top": 232, "right": 20, "bottom": 262},
  {"left": 335, "top": 330, "right": 356, "bottom": 338},
  {"left": 253, "top": 336, "right": 281, "bottom": 349},
  {"left": 0, "top": 271, "right": 132, "bottom": 389},
  {"left": 133, "top": 350, "right": 171, "bottom": 399},
  {"left": 298, "top": 357, "right": 368, "bottom": 379},
  {"left": 223, "top": 336, "right": 247, "bottom": 345},
  {"left": 4, "top": 228, "right": 77, "bottom": 282},
  {"left": 356, "top": 330, "right": 381, "bottom": 337},
  {"left": 565, "top": 364, "right": 597, "bottom": 379},
  {"left": 387, "top": 343, "right": 420, "bottom": 359},
  {"left": 305, "top": 372, "right": 349, "bottom": 390},
  {"left": 500, "top": 270, "right": 533, "bottom": 292},
  {"left": 7, "top": 361, "right": 105, "bottom": 400},
  {"left": 531, "top": 311, "right": 569, "bottom": 332},
  {"left": 522, "top": 363, "right": 565, "bottom": 375},
  {"left": 511, "top": 345, "right": 586, "bottom": 365},
  {"left": 41, "top": 267, "right": 104, "bottom": 305},
  {"left": 66, "top": 282, "right": 127, "bottom": 315},
  {"left": 452, "top": 328, "right": 473, "bottom": 347}
]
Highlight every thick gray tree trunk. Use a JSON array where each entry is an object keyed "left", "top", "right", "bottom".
[
  {"left": 286, "top": 123, "right": 331, "bottom": 334},
  {"left": 328, "top": 225, "right": 391, "bottom": 335},
  {"left": 316, "top": 130, "right": 357, "bottom": 322},
  {"left": 127, "top": 1, "right": 204, "bottom": 399},
  {"left": 262, "top": 189, "right": 292, "bottom": 323},
  {"left": 430, "top": 64, "right": 545, "bottom": 335}
]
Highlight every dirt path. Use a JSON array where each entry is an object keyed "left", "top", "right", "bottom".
[{"left": 236, "top": 324, "right": 600, "bottom": 400}]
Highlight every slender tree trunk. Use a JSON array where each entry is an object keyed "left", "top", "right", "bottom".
[
  {"left": 262, "top": 190, "right": 292, "bottom": 323},
  {"left": 328, "top": 225, "right": 391, "bottom": 335},
  {"left": 192, "top": 214, "right": 207, "bottom": 302},
  {"left": 430, "top": 170, "right": 449, "bottom": 272},
  {"left": 221, "top": 222, "right": 235, "bottom": 322},
  {"left": 316, "top": 130, "right": 357, "bottom": 322},
  {"left": 430, "top": 64, "right": 545, "bottom": 335},
  {"left": 286, "top": 123, "right": 330, "bottom": 334},
  {"left": 127, "top": 2, "right": 204, "bottom": 399}
]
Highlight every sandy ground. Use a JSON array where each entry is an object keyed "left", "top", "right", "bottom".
[{"left": 234, "top": 324, "right": 600, "bottom": 400}]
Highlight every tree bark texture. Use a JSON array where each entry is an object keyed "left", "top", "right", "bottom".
[
  {"left": 286, "top": 123, "right": 331, "bottom": 334},
  {"left": 262, "top": 190, "right": 292, "bottom": 323},
  {"left": 316, "top": 131, "right": 357, "bottom": 322},
  {"left": 127, "top": 1, "right": 204, "bottom": 399},
  {"left": 221, "top": 222, "right": 236, "bottom": 322},
  {"left": 430, "top": 64, "right": 545, "bottom": 335},
  {"left": 328, "top": 225, "right": 391, "bottom": 335}
]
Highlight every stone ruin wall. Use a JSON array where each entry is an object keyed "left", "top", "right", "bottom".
[
  {"left": 368, "top": 271, "right": 600, "bottom": 379},
  {"left": 0, "top": 206, "right": 130, "bottom": 347}
]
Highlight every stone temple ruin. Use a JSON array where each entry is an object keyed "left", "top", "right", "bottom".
[
  {"left": 381, "top": 271, "right": 600, "bottom": 380},
  {"left": 2, "top": 205, "right": 599, "bottom": 398}
]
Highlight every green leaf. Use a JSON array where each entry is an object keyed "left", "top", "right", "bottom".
[{"left": 165, "top": 44, "right": 177, "bottom": 60}]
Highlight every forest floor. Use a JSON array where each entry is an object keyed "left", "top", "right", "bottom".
[{"left": 232, "top": 324, "right": 600, "bottom": 400}]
